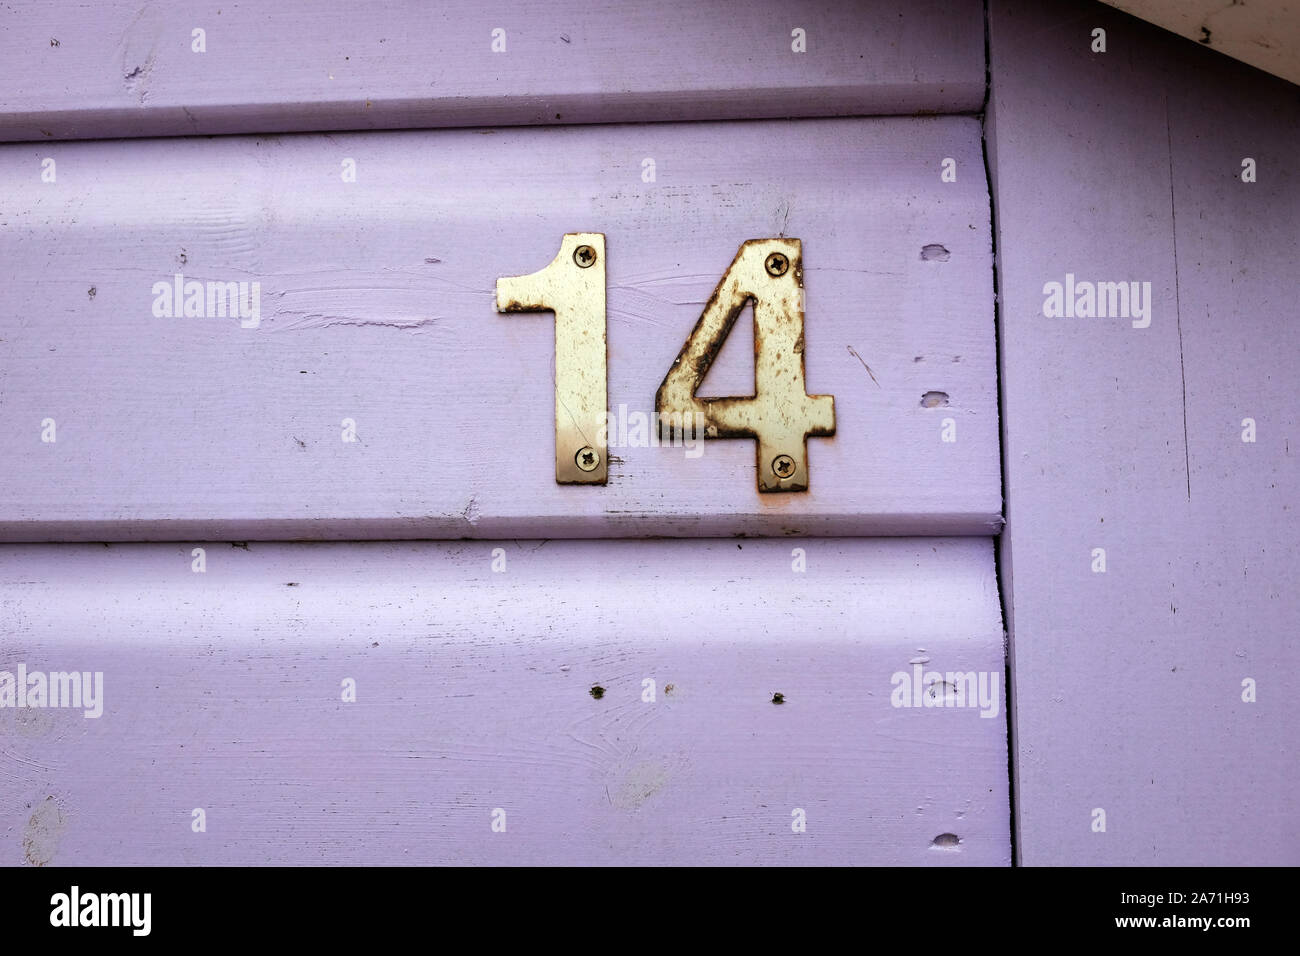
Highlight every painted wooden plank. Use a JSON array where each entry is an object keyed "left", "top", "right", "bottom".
[
  {"left": 0, "top": 0, "right": 986, "bottom": 143},
  {"left": 1101, "top": 0, "right": 1300, "bottom": 86},
  {"left": 0, "top": 537, "right": 1009, "bottom": 866},
  {"left": 0, "top": 117, "right": 1000, "bottom": 541},
  {"left": 988, "top": 0, "right": 1299, "bottom": 865}
]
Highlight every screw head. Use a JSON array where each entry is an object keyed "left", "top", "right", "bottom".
[
  {"left": 575, "top": 446, "right": 600, "bottom": 471},
  {"left": 765, "top": 252, "right": 789, "bottom": 277},
  {"left": 573, "top": 245, "right": 597, "bottom": 268},
  {"left": 772, "top": 454, "right": 796, "bottom": 479}
]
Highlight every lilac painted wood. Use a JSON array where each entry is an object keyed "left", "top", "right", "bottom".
[
  {"left": 988, "top": 0, "right": 1299, "bottom": 864},
  {"left": 0, "top": 117, "right": 999, "bottom": 541},
  {"left": 0, "top": 0, "right": 986, "bottom": 143},
  {"left": 0, "top": 538, "right": 1009, "bottom": 865}
]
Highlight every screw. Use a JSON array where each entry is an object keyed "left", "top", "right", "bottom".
[
  {"left": 772, "top": 454, "right": 796, "bottom": 479},
  {"left": 575, "top": 446, "right": 599, "bottom": 471},
  {"left": 765, "top": 252, "right": 789, "bottom": 277},
  {"left": 574, "top": 245, "right": 597, "bottom": 268}
]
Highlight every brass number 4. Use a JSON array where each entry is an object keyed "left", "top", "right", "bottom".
[
  {"left": 657, "top": 238, "right": 835, "bottom": 492},
  {"left": 496, "top": 233, "right": 608, "bottom": 484}
]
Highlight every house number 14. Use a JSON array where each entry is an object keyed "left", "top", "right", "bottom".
[{"left": 496, "top": 234, "right": 835, "bottom": 493}]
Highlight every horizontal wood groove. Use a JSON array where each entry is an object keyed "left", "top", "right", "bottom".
[
  {"left": 0, "top": 512, "right": 1005, "bottom": 544},
  {"left": 0, "top": 94, "right": 988, "bottom": 147}
]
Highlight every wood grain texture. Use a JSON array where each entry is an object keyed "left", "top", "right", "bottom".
[
  {"left": 0, "top": 537, "right": 1009, "bottom": 865},
  {"left": 0, "top": 117, "right": 1000, "bottom": 541},
  {"left": 989, "top": 0, "right": 1299, "bottom": 865},
  {"left": 0, "top": 0, "right": 986, "bottom": 143}
]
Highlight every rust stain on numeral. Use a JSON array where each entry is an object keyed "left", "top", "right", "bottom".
[{"left": 656, "top": 238, "right": 835, "bottom": 493}]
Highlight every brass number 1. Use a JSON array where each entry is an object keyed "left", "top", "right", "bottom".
[
  {"left": 656, "top": 238, "right": 835, "bottom": 492},
  {"left": 496, "top": 233, "right": 608, "bottom": 484}
]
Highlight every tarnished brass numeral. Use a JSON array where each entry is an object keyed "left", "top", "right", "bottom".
[
  {"left": 497, "top": 233, "right": 608, "bottom": 484},
  {"left": 656, "top": 238, "right": 835, "bottom": 492},
  {"left": 501, "top": 235, "right": 833, "bottom": 492}
]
